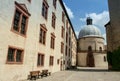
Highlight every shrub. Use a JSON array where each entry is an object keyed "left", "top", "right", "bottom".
[{"left": 107, "top": 47, "right": 120, "bottom": 71}]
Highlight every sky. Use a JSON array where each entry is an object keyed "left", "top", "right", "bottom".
[{"left": 63, "top": 0, "right": 110, "bottom": 44}]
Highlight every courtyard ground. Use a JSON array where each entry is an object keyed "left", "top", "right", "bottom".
[{"left": 26, "top": 67, "right": 120, "bottom": 81}]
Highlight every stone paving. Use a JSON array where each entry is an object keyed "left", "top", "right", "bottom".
[{"left": 26, "top": 69, "right": 120, "bottom": 81}]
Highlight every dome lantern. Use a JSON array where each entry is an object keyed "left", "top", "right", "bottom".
[{"left": 86, "top": 17, "right": 92, "bottom": 25}]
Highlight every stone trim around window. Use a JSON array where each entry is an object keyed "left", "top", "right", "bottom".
[
  {"left": 53, "top": 0, "right": 57, "bottom": 9},
  {"left": 39, "top": 24, "right": 47, "bottom": 45},
  {"left": 50, "top": 32, "right": 56, "bottom": 49},
  {"left": 52, "top": 12, "right": 56, "bottom": 29},
  {"left": 49, "top": 56, "right": 54, "bottom": 66},
  {"left": 37, "top": 53, "right": 45, "bottom": 67},
  {"left": 42, "top": 0, "right": 49, "bottom": 20},
  {"left": 6, "top": 46, "right": 24, "bottom": 64},
  {"left": 11, "top": 1, "right": 30, "bottom": 37},
  {"left": 61, "top": 26, "right": 65, "bottom": 38}
]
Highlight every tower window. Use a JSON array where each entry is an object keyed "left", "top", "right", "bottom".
[
  {"left": 88, "top": 46, "right": 92, "bottom": 51},
  {"left": 99, "top": 47, "right": 102, "bottom": 52}
]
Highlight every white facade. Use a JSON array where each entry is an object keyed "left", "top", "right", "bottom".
[{"left": 0, "top": 0, "right": 77, "bottom": 81}]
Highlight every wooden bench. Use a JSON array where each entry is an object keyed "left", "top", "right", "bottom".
[
  {"left": 41, "top": 69, "right": 51, "bottom": 77},
  {"left": 28, "top": 71, "right": 40, "bottom": 80}
]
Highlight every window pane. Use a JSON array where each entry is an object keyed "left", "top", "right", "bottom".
[
  {"left": 37, "top": 54, "right": 44, "bottom": 66},
  {"left": 21, "top": 15, "right": 27, "bottom": 34},
  {"left": 40, "top": 29, "right": 43, "bottom": 43},
  {"left": 41, "top": 55, "right": 44, "bottom": 66},
  {"left": 42, "top": 3, "right": 48, "bottom": 19},
  {"left": 13, "top": 10, "right": 21, "bottom": 31},
  {"left": 43, "top": 31, "right": 46, "bottom": 44},
  {"left": 37, "top": 54, "right": 40, "bottom": 65},
  {"left": 16, "top": 50, "right": 22, "bottom": 62},
  {"left": 45, "top": 7, "right": 47, "bottom": 19},
  {"left": 7, "top": 48, "right": 15, "bottom": 62},
  {"left": 42, "top": 3, "right": 45, "bottom": 17}
]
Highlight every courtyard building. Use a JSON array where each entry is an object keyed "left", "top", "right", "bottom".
[{"left": 0, "top": 0, "right": 77, "bottom": 81}]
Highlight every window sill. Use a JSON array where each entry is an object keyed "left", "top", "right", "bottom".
[
  {"left": 6, "top": 62, "right": 23, "bottom": 64},
  {"left": 37, "top": 65, "right": 44, "bottom": 67},
  {"left": 39, "top": 42, "right": 46, "bottom": 46},
  {"left": 11, "top": 29, "right": 27, "bottom": 38}
]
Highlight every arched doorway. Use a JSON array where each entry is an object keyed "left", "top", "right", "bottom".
[{"left": 86, "top": 46, "right": 95, "bottom": 67}]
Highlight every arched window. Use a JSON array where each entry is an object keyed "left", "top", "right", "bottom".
[
  {"left": 99, "top": 47, "right": 102, "bottom": 52},
  {"left": 88, "top": 46, "right": 92, "bottom": 51}
]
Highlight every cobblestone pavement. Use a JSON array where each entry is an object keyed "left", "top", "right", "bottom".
[{"left": 26, "top": 69, "right": 120, "bottom": 81}]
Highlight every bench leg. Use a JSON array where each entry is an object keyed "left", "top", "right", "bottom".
[{"left": 30, "top": 76, "right": 37, "bottom": 80}]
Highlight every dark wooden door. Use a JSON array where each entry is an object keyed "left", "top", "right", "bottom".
[{"left": 87, "top": 46, "right": 95, "bottom": 67}]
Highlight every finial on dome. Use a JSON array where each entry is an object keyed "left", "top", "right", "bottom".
[{"left": 86, "top": 17, "right": 92, "bottom": 25}]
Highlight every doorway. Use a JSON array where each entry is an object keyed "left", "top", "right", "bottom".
[{"left": 87, "top": 46, "right": 95, "bottom": 67}]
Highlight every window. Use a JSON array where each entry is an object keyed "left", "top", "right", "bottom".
[
  {"left": 61, "top": 26, "right": 64, "bottom": 38},
  {"left": 99, "top": 47, "right": 102, "bottom": 52},
  {"left": 7, "top": 46, "right": 24, "bottom": 64},
  {"left": 49, "top": 56, "right": 54, "bottom": 66},
  {"left": 53, "top": 0, "right": 57, "bottom": 9},
  {"left": 39, "top": 24, "right": 47, "bottom": 45},
  {"left": 66, "top": 32, "right": 68, "bottom": 43},
  {"left": 66, "top": 20, "right": 68, "bottom": 29},
  {"left": 104, "top": 56, "right": 106, "bottom": 62},
  {"left": 12, "top": 2, "right": 30, "bottom": 36},
  {"left": 52, "top": 12, "right": 56, "bottom": 28},
  {"left": 88, "top": 46, "right": 92, "bottom": 51},
  {"left": 69, "top": 27, "right": 71, "bottom": 35},
  {"left": 63, "top": 60, "right": 65, "bottom": 64},
  {"left": 37, "top": 54, "right": 44, "bottom": 66},
  {"left": 42, "top": 0, "right": 49, "bottom": 20},
  {"left": 50, "top": 33, "right": 55, "bottom": 49},
  {"left": 57, "top": 59, "right": 59, "bottom": 65},
  {"left": 61, "top": 42, "right": 64, "bottom": 53},
  {"left": 68, "top": 49, "right": 71, "bottom": 57},
  {"left": 65, "top": 45, "right": 67, "bottom": 56},
  {"left": 62, "top": 11, "right": 65, "bottom": 23},
  {"left": 69, "top": 37, "right": 71, "bottom": 46},
  {"left": 28, "top": 0, "right": 31, "bottom": 3}
]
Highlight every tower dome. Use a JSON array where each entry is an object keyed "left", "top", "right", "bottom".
[{"left": 78, "top": 17, "right": 102, "bottom": 38}]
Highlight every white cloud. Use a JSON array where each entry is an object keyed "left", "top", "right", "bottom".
[
  {"left": 75, "top": 31, "right": 79, "bottom": 38},
  {"left": 103, "top": 33, "right": 107, "bottom": 45},
  {"left": 80, "top": 11, "right": 109, "bottom": 28},
  {"left": 64, "top": 3, "right": 74, "bottom": 18}
]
